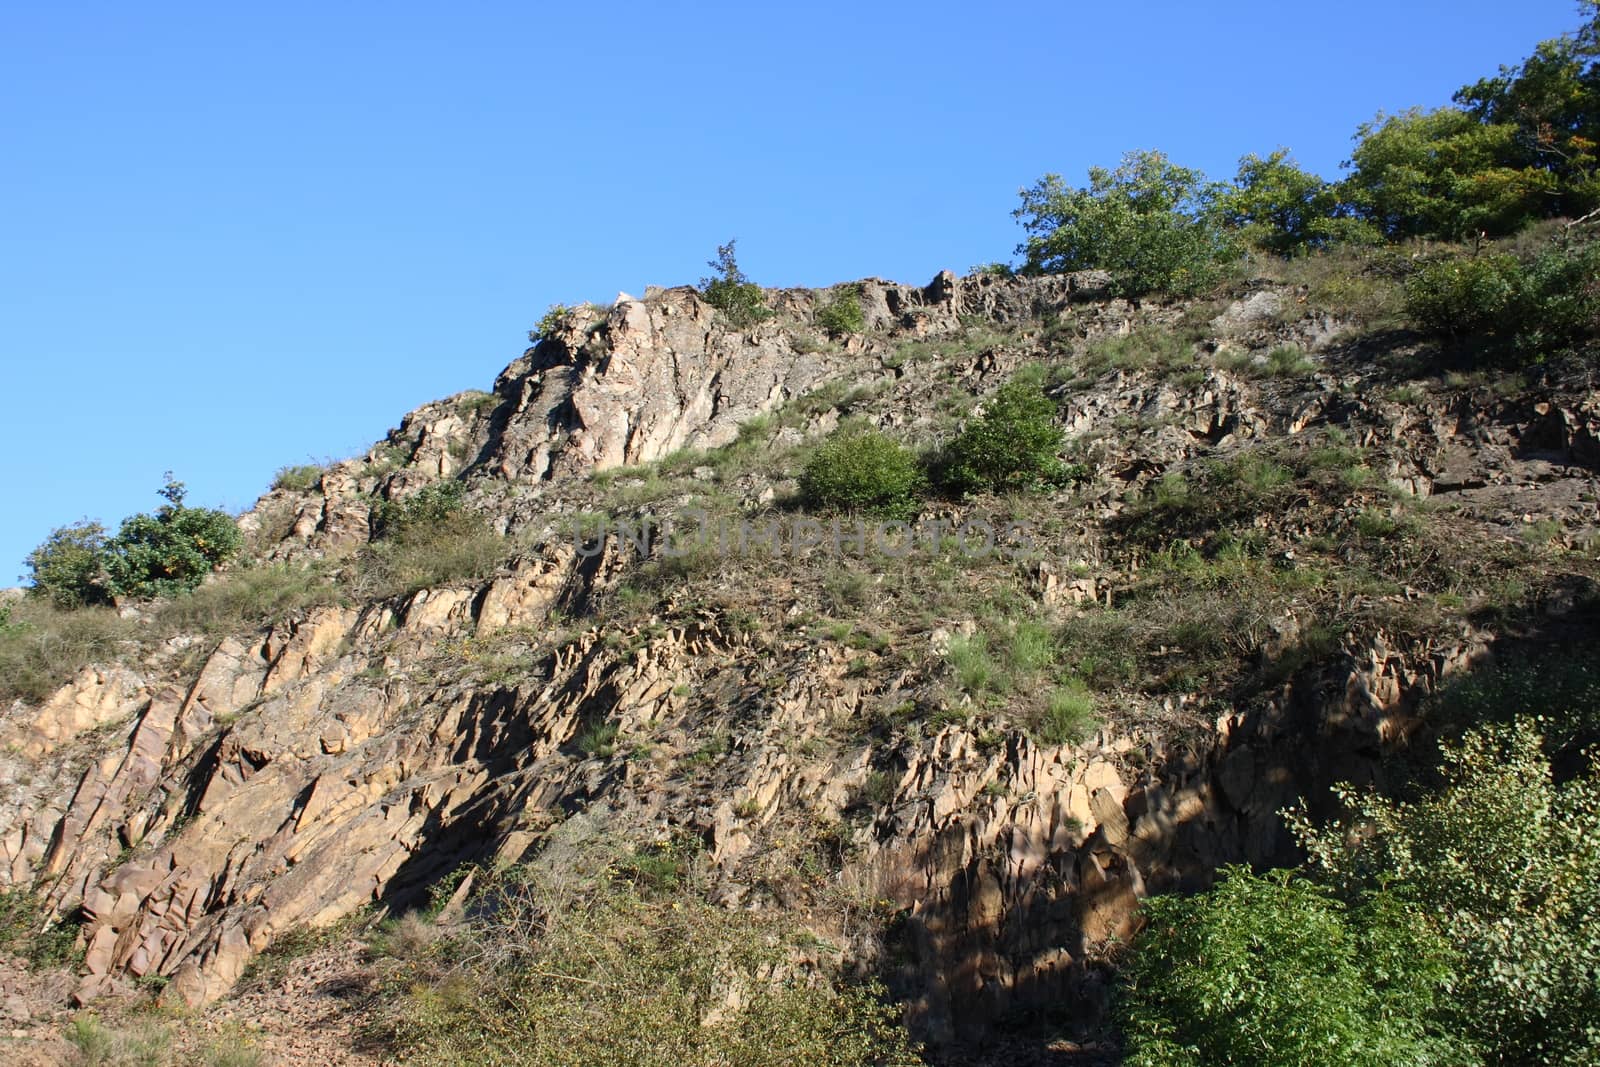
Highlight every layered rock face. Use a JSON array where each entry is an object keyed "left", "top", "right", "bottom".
[
  {"left": 3, "top": 269, "right": 1597, "bottom": 1046},
  {"left": 244, "top": 272, "right": 1122, "bottom": 558},
  {"left": 0, "top": 546, "right": 1497, "bottom": 1033}
]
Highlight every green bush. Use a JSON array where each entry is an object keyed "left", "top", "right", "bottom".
[
  {"left": 1292, "top": 721, "right": 1600, "bottom": 1065},
  {"left": 1405, "top": 242, "right": 1600, "bottom": 361},
  {"left": 699, "top": 239, "right": 770, "bottom": 328},
  {"left": 374, "top": 480, "right": 468, "bottom": 539},
  {"left": 1015, "top": 150, "right": 1239, "bottom": 296},
  {"left": 102, "top": 477, "right": 243, "bottom": 601},
  {"left": 24, "top": 520, "right": 109, "bottom": 607},
  {"left": 532, "top": 302, "right": 572, "bottom": 340},
  {"left": 799, "top": 427, "right": 926, "bottom": 519},
  {"left": 1118, "top": 867, "right": 1464, "bottom": 1067},
  {"left": 814, "top": 285, "right": 865, "bottom": 336},
  {"left": 25, "top": 480, "right": 263, "bottom": 608},
  {"left": 1404, "top": 253, "right": 1523, "bottom": 338},
  {"left": 943, "top": 381, "right": 1077, "bottom": 494}
]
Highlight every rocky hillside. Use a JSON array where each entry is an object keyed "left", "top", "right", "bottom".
[{"left": 3, "top": 264, "right": 1598, "bottom": 1063}]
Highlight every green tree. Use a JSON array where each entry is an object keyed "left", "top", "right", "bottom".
[
  {"left": 23, "top": 521, "right": 109, "bottom": 608},
  {"left": 943, "top": 380, "right": 1076, "bottom": 494},
  {"left": 1118, "top": 867, "right": 1464, "bottom": 1067},
  {"left": 1344, "top": 107, "right": 1555, "bottom": 238},
  {"left": 1455, "top": 3, "right": 1600, "bottom": 218},
  {"left": 799, "top": 427, "right": 925, "bottom": 519},
  {"left": 699, "top": 239, "right": 770, "bottom": 328},
  {"left": 103, "top": 476, "right": 243, "bottom": 600},
  {"left": 1292, "top": 722, "right": 1600, "bottom": 1065},
  {"left": 1014, "top": 150, "right": 1238, "bottom": 296},
  {"left": 1219, "top": 149, "right": 1376, "bottom": 254}
]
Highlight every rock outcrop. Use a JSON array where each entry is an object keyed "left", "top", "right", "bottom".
[{"left": 3, "top": 268, "right": 1596, "bottom": 1052}]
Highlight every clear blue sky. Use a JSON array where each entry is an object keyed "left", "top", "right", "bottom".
[{"left": 0, "top": 1, "right": 1584, "bottom": 581}]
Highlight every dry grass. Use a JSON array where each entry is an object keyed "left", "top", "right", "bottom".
[
  {"left": 154, "top": 563, "right": 342, "bottom": 638},
  {"left": 372, "top": 817, "right": 922, "bottom": 1066},
  {"left": 349, "top": 511, "right": 514, "bottom": 601},
  {"left": 0, "top": 598, "right": 134, "bottom": 704}
]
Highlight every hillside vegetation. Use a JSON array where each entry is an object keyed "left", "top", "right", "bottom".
[{"left": 1, "top": 8, "right": 1599, "bottom": 1067}]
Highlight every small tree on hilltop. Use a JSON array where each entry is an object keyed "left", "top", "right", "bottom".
[
  {"left": 1014, "top": 150, "right": 1239, "bottom": 296},
  {"left": 24, "top": 521, "right": 110, "bottom": 608},
  {"left": 103, "top": 475, "right": 243, "bottom": 600},
  {"left": 1218, "top": 149, "right": 1377, "bottom": 255},
  {"left": 698, "top": 239, "right": 770, "bottom": 328}
]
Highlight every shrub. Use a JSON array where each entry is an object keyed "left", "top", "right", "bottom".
[
  {"left": 101, "top": 476, "right": 243, "bottom": 600},
  {"left": 373, "top": 480, "right": 467, "bottom": 539},
  {"left": 532, "top": 302, "right": 572, "bottom": 341},
  {"left": 1014, "top": 150, "right": 1239, "bottom": 296},
  {"left": 699, "top": 239, "right": 770, "bottom": 328},
  {"left": 1404, "top": 242, "right": 1600, "bottom": 361},
  {"left": 814, "top": 285, "right": 865, "bottom": 336},
  {"left": 1118, "top": 867, "right": 1464, "bottom": 1067},
  {"left": 1404, "top": 253, "right": 1523, "bottom": 339},
  {"left": 943, "top": 381, "right": 1076, "bottom": 494},
  {"left": 23, "top": 520, "right": 109, "bottom": 607},
  {"left": 1292, "top": 721, "right": 1600, "bottom": 1065},
  {"left": 799, "top": 427, "right": 926, "bottom": 519}
]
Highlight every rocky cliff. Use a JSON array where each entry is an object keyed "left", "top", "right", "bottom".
[{"left": 3, "top": 269, "right": 1597, "bottom": 1059}]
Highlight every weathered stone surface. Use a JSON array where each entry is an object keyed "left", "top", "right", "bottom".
[
  {"left": 13, "top": 668, "right": 144, "bottom": 759},
  {"left": 4, "top": 267, "right": 1594, "bottom": 1054}
]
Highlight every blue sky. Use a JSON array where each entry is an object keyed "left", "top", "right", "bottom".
[{"left": 0, "top": 0, "right": 1584, "bottom": 581}]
